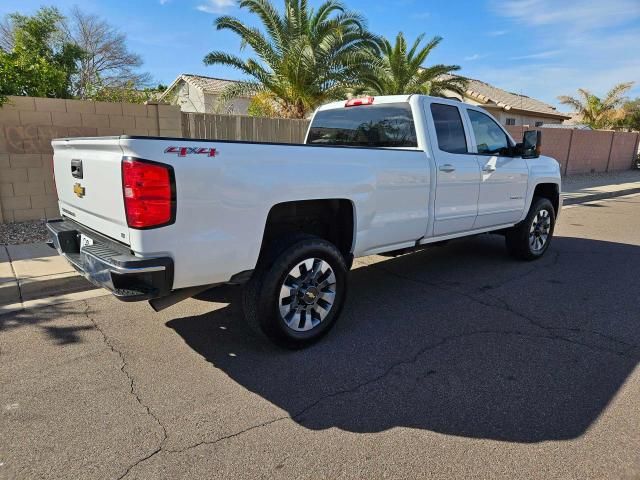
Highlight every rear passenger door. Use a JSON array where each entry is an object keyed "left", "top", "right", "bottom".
[
  {"left": 428, "top": 102, "right": 481, "bottom": 236},
  {"left": 465, "top": 109, "right": 529, "bottom": 228}
]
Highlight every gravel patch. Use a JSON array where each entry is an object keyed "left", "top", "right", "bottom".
[{"left": 0, "top": 220, "right": 49, "bottom": 245}]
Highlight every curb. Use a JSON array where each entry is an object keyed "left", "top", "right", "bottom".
[
  {"left": 0, "top": 272, "right": 96, "bottom": 308},
  {"left": 562, "top": 187, "right": 640, "bottom": 206},
  {"left": 19, "top": 272, "right": 96, "bottom": 301},
  {"left": 0, "top": 288, "right": 110, "bottom": 316},
  {"left": 0, "top": 243, "right": 97, "bottom": 308}
]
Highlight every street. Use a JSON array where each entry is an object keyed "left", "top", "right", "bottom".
[{"left": 2, "top": 195, "right": 640, "bottom": 480}]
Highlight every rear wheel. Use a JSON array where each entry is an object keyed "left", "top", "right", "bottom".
[
  {"left": 506, "top": 197, "right": 556, "bottom": 260},
  {"left": 243, "top": 237, "right": 348, "bottom": 348}
]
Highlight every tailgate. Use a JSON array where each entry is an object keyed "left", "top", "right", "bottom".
[{"left": 52, "top": 137, "right": 130, "bottom": 244}]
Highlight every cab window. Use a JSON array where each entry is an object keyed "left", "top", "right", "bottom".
[
  {"left": 468, "top": 110, "right": 510, "bottom": 155},
  {"left": 430, "top": 103, "right": 468, "bottom": 154},
  {"left": 306, "top": 103, "right": 418, "bottom": 148}
]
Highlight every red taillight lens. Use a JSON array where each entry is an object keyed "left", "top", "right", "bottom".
[
  {"left": 345, "top": 96, "right": 375, "bottom": 107},
  {"left": 122, "top": 158, "right": 175, "bottom": 229}
]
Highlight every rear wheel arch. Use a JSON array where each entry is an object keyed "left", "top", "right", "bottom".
[{"left": 258, "top": 199, "right": 356, "bottom": 266}]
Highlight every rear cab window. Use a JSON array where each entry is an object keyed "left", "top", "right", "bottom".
[
  {"left": 430, "top": 103, "right": 468, "bottom": 154},
  {"left": 306, "top": 103, "right": 418, "bottom": 148}
]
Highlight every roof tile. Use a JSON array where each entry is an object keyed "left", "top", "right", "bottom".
[{"left": 464, "top": 78, "right": 569, "bottom": 118}]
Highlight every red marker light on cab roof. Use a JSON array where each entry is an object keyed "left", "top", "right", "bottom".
[{"left": 345, "top": 96, "right": 375, "bottom": 107}]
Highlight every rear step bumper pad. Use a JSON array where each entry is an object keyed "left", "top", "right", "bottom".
[{"left": 46, "top": 219, "right": 173, "bottom": 302}]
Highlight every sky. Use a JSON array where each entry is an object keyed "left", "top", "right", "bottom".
[{"left": 2, "top": 0, "right": 639, "bottom": 111}]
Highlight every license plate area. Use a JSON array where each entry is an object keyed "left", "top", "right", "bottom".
[{"left": 80, "top": 234, "right": 94, "bottom": 249}]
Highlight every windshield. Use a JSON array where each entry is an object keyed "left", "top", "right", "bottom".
[{"left": 306, "top": 103, "right": 418, "bottom": 148}]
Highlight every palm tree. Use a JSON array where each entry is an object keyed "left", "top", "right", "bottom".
[
  {"left": 558, "top": 82, "right": 634, "bottom": 129},
  {"left": 360, "top": 32, "right": 467, "bottom": 97},
  {"left": 204, "top": 0, "right": 380, "bottom": 119}
]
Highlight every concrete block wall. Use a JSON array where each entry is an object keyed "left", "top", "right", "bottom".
[
  {"left": 506, "top": 125, "right": 639, "bottom": 175},
  {"left": 566, "top": 130, "right": 613, "bottom": 175},
  {"left": 610, "top": 132, "right": 640, "bottom": 172},
  {"left": 0, "top": 96, "right": 181, "bottom": 223}
]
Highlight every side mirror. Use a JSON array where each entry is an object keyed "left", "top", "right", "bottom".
[{"left": 521, "top": 130, "right": 542, "bottom": 159}]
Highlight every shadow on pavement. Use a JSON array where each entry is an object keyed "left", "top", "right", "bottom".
[
  {"left": 167, "top": 234, "right": 640, "bottom": 444},
  {"left": 0, "top": 302, "right": 93, "bottom": 344}
]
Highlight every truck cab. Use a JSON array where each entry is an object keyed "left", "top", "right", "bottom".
[{"left": 307, "top": 95, "right": 560, "bottom": 243}]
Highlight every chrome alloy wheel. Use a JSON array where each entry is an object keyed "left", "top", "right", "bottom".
[
  {"left": 529, "top": 209, "right": 551, "bottom": 252},
  {"left": 278, "top": 258, "right": 337, "bottom": 332}
]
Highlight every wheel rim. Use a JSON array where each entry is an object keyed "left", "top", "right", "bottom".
[
  {"left": 278, "top": 258, "right": 337, "bottom": 333},
  {"left": 529, "top": 209, "right": 551, "bottom": 252}
]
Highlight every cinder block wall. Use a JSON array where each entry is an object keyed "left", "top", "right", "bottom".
[
  {"left": 0, "top": 96, "right": 181, "bottom": 223},
  {"left": 506, "top": 125, "right": 639, "bottom": 175}
]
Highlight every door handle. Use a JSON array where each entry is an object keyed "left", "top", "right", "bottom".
[
  {"left": 439, "top": 164, "right": 456, "bottom": 173},
  {"left": 482, "top": 164, "right": 497, "bottom": 173}
]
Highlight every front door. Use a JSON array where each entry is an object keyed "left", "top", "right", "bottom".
[
  {"left": 428, "top": 102, "right": 481, "bottom": 236},
  {"left": 465, "top": 109, "right": 529, "bottom": 228}
]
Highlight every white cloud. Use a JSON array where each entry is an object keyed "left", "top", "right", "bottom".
[
  {"left": 196, "top": 0, "right": 235, "bottom": 14},
  {"left": 494, "top": 0, "right": 640, "bottom": 30},
  {"left": 159, "top": 0, "right": 170, "bottom": 4},
  {"left": 486, "top": 0, "right": 640, "bottom": 106},
  {"left": 464, "top": 54, "right": 489, "bottom": 61},
  {"left": 487, "top": 30, "right": 507, "bottom": 36},
  {"left": 509, "top": 50, "right": 562, "bottom": 61}
]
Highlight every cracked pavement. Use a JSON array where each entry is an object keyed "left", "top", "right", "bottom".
[{"left": 2, "top": 195, "right": 640, "bottom": 479}]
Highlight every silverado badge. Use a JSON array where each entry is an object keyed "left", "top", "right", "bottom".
[{"left": 73, "top": 183, "right": 85, "bottom": 198}]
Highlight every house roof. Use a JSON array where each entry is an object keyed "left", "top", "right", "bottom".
[
  {"left": 462, "top": 78, "right": 571, "bottom": 119},
  {"left": 160, "top": 74, "right": 247, "bottom": 99},
  {"left": 162, "top": 73, "right": 571, "bottom": 119},
  {"left": 539, "top": 123, "right": 592, "bottom": 130}
]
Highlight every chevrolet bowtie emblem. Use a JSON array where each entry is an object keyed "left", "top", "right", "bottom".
[{"left": 73, "top": 183, "right": 85, "bottom": 198}]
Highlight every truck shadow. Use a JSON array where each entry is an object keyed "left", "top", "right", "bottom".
[{"left": 167, "top": 234, "right": 640, "bottom": 443}]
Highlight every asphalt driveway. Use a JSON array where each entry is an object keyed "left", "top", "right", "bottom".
[{"left": 1, "top": 195, "right": 640, "bottom": 479}]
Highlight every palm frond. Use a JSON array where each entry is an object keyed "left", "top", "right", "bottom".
[
  {"left": 557, "top": 95, "right": 584, "bottom": 112},
  {"left": 359, "top": 31, "right": 462, "bottom": 97},
  {"left": 204, "top": 0, "right": 381, "bottom": 117},
  {"left": 602, "top": 82, "right": 634, "bottom": 109}
]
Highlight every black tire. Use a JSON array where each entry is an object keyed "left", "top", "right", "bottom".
[
  {"left": 243, "top": 236, "right": 348, "bottom": 349},
  {"left": 505, "top": 197, "right": 556, "bottom": 261}
]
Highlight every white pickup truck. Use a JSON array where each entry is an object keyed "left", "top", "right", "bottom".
[{"left": 48, "top": 95, "right": 561, "bottom": 348}]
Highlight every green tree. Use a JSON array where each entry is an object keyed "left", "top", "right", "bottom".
[
  {"left": 617, "top": 98, "right": 640, "bottom": 132},
  {"left": 359, "top": 32, "right": 467, "bottom": 97},
  {"left": 558, "top": 82, "right": 634, "bottom": 130},
  {"left": 203, "top": 0, "right": 381, "bottom": 119},
  {"left": 0, "top": 7, "right": 84, "bottom": 100}
]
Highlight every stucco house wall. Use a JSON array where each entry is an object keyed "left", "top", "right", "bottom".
[
  {"left": 444, "top": 78, "right": 570, "bottom": 127},
  {"left": 202, "top": 93, "right": 250, "bottom": 115},
  {"left": 482, "top": 107, "right": 563, "bottom": 127},
  {"left": 162, "top": 75, "right": 250, "bottom": 115}
]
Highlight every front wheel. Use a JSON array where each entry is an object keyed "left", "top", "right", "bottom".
[
  {"left": 506, "top": 197, "right": 556, "bottom": 261},
  {"left": 243, "top": 237, "right": 348, "bottom": 349}
]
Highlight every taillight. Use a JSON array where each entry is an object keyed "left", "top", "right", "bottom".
[
  {"left": 122, "top": 158, "right": 175, "bottom": 229},
  {"left": 345, "top": 96, "right": 375, "bottom": 107}
]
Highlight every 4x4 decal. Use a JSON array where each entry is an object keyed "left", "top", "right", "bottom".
[{"left": 164, "top": 146, "right": 218, "bottom": 157}]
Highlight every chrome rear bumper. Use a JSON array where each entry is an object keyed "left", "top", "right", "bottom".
[{"left": 46, "top": 219, "right": 173, "bottom": 301}]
